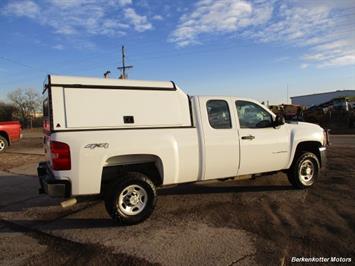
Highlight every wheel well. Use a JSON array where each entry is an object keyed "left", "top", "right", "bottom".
[
  {"left": 101, "top": 155, "right": 164, "bottom": 188},
  {"left": 293, "top": 141, "right": 322, "bottom": 165},
  {"left": 0, "top": 131, "right": 9, "bottom": 145}
]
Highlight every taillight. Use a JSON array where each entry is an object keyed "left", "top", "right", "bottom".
[
  {"left": 50, "top": 141, "right": 71, "bottom": 170},
  {"left": 43, "top": 118, "right": 50, "bottom": 132}
]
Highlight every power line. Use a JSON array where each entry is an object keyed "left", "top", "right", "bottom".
[
  {"left": 1, "top": 18, "right": 354, "bottom": 85},
  {"left": 0, "top": 56, "right": 47, "bottom": 73}
]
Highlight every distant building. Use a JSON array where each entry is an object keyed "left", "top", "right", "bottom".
[{"left": 291, "top": 90, "right": 355, "bottom": 107}]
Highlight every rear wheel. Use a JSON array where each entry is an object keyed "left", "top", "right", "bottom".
[
  {"left": 104, "top": 172, "right": 157, "bottom": 225},
  {"left": 288, "top": 152, "right": 320, "bottom": 189},
  {"left": 0, "top": 136, "right": 8, "bottom": 153}
]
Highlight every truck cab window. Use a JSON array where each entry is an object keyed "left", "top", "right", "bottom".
[
  {"left": 206, "top": 100, "right": 232, "bottom": 129},
  {"left": 236, "top": 101, "right": 273, "bottom": 128}
]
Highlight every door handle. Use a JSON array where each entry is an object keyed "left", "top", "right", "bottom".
[{"left": 241, "top": 135, "right": 255, "bottom": 140}]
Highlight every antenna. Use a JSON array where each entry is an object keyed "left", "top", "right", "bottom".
[{"left": 117, "top": 45, "right": 133, "bottom": 79}]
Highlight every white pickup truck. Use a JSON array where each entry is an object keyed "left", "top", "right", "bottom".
[{"left": 38, "top": 75, "right": 327, "bottom": 225}]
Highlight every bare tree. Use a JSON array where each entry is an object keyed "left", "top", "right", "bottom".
[
  {"left": 0, "top": 101, "right": 17, "bottom": 121},
  {"left": 7, "top": 88, "right": 41, "bottom": 128}
]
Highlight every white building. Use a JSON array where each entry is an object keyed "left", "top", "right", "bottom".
[{"left": 291, "top": 90, "right": 355, "bottom": 107}]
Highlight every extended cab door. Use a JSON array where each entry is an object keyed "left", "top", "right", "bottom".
[
  {"left": 197, "top": 97, "right": 239, "bottom": 180},
  {"left": 234, "top": 100, "right": 290, "bottom": 175}
]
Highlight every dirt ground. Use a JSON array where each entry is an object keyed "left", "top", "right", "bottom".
[
  {"left": 0, "top": 129, "right": 44, "bottom": 171},
  {"left": 0, "top": 153, "right": 43, "bottom": 171},
  {"left": 235, "top": 146, "right": 355, "bottom": 263},
  {"left": 0, "top": 130, "right": 354, "bottom": 265}
]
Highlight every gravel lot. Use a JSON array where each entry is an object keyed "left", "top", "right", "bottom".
[{"left": 0, "top": 130, "right": 354, "bottom": 265}]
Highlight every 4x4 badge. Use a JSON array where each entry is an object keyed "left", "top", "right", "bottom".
[{"left": 84, "top": 143, "right": 109, "bottom": 149}]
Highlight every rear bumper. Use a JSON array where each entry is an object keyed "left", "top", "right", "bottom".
[
  {"left": 319, "top": 147, "right": 327, "bottom": 169},
  {"left": 37, "top": 162, "right": 71, "bottom": 197}
]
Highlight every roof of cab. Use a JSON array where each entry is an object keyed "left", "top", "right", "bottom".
[{"left": 47, "top": 75, "right": 176, "bottom": 90}]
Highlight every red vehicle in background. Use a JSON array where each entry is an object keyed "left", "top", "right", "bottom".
[{"left": 0, "top": 121, "right": 22, "bottom": 153}]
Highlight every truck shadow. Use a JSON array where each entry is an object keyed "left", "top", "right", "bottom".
[
  {"left": 0, "top": 218, "right": 116, "bottom": 232},
  {"left": 158, "top": 183, "right": 294, "bottom": 195},
  {"left": 1, "top": 183, "right": 293, "bottom": 213},
  {"left": 0, "top": 184, "right": 295, "bottom": 231}
]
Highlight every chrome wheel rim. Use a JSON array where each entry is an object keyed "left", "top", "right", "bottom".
[
  {"left": 117, "top": 184, "right": 148, "bottom": 215},
  {"left": 0, "top": 139, "right": 5, "bottom": 151},
  {"left": 299, "top": 159, "right": 314, "bottom": 185}
]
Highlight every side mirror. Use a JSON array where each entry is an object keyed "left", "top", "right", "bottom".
[{"left": 273, "top": 114, "right": 285, "bottom": 127}]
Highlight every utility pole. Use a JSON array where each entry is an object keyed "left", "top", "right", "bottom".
[
  {"left": 286, "top": 84, "right": 289, "bottom": 104},
  {"left": 117, "top": 45, "right": 133, "bottom": 79}
]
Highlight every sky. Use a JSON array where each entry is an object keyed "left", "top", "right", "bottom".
[{"left": 0, "top": 0, "right": 354, "bottom": 104}]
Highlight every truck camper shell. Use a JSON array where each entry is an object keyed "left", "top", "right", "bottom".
[{"left": 44, "top": 75, "right": 192, "bottom": 131}]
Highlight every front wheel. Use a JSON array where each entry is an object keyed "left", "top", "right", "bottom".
[
  {"left": 288, "top": 152, "right": 320, "bottom": 189},
  {"left": 104, "top": 172, "right": 157, "bottom": 225}
]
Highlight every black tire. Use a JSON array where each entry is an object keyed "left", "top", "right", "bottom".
[
  {"left": 0, "top": 136, "right": 8, "bottom": 153},
  {"left": 287, "top": 152, "right": 320, "bottom": 189},
  {"left": 104, "top": 172, "right": 157, "bottom": 225}
]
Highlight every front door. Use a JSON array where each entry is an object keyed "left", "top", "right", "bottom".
[{"left": 235, "top": 100, "right": 290, "bottom": 175}]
